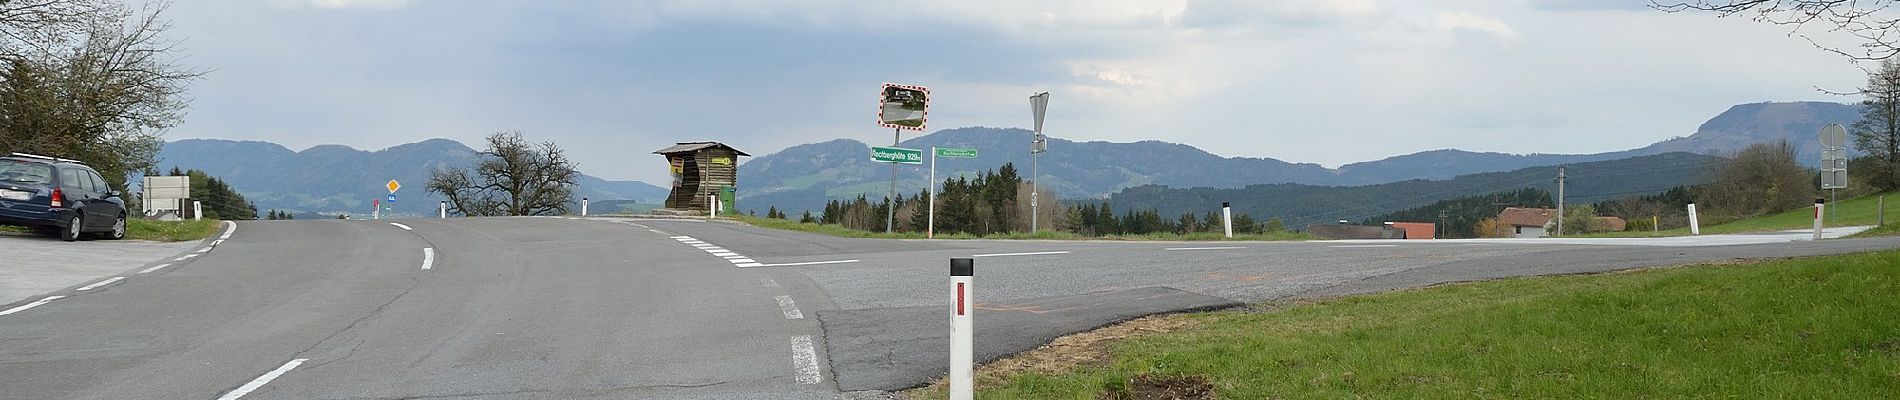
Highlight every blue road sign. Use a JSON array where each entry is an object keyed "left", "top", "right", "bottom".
[{"left": 387, "top": 193, "right": 397, "bottom": 203}]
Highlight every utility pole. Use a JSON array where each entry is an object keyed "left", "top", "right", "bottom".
[{"left": 1555, "top": 166, "right": 1566, "bottom": 236}]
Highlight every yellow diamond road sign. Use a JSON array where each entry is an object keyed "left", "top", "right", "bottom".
[{"left": 386, "top": 180, "right": 400, "bottom": 193}]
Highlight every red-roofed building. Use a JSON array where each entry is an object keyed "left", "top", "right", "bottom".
[
  {"left": 1387, "top": 222, "right": 1435, "bottom": 240},
  {"left": 1496, "top": 207, "right": 1555, "bottom": 238}
]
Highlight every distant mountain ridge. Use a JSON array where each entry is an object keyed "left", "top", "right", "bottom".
[
  {"left": 739, "top": 101, "right": 1861, "bottom": 214},
  {"left": 154, "top": 138, "right": 667, "bottom": 216}
]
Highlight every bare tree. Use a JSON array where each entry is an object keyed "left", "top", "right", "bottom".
[
  {"left": 1698, "top": 141, "right": 1814, "bottom": 217},
  {"left": 1655, "top": 1, "right": 1900, "bottom": 61},
  {"left": 428, "top": 131, "right": 580, "bottom": 217},
  {"left": 0, "top": 1, "right": 198, "bottom": 188},
  {"left": 1853, "top": 58, "right": 1900, "bottom": 191}
]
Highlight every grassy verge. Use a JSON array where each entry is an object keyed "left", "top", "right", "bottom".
[
  {"left": 730, "top": 215, "right": 1314, "bottom": 241},
  {"left": 908, "top": 250, "right": 1900, "bottom": 399},
  {"left": 1848, "top": 223, "right": 1900, "bottom": 238},
  {"left": 1578, "top": 192, "right": 1895, "bottom": 238},
  {"left": 126, "top": 219, "right": 222, "bottom": 242}
]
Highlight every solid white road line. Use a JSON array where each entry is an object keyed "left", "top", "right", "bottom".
[
  {"left": 138, "top": 263, "right": 172, "bottom": 274},
  {"left": 174, "top": 254, "right": 199, "bottom": 261},
  {"left": 219, "top": 221, "right": 237, "bottom": 239},
  {"left": 971, "top": 251, "right": 1071, "bottom": 257},
  {"left": 389, "top": 222, "right": 413, "bottom": 231},
  {"left": 1165, "top": 246, "right": 1246, "bottom": 251},
  {"left": 670, "top": 236, "right": 692, "bottom": 239},
  {"left": 728, "top": 258, "right": 758, "bottom": 264},
  {"left": 216, "top": 358, "right": 308, "bottom": 400},
  {"left": 735, "top": 263, "right": 765, "bottom": 267},
  {"left": 422, "top": 248, "right": 436, "bottom": 270},
  {"left": 0, "top": 295, "right": 65, "bottom": 316},
  {"left": 758, "top": 260, "right": 861, "bottom": 267},
  {"left": 790, "top": 335, "right": 823, "bottom": 384},
  {"left": 196, "top": 247, "right": 212, "bottom": 253},
  {"left": 648, "top": 229, "right": 667, "bottom": 234},
  {"left": 775, "top": 295, "right": 805, "bottom": 319},
  {"left": 1330, "top": 244, "right": 1398, "bottom": 248},
  {"left": 76, "top": 277, "right": 124, "bottom": 291},
  {"left": 760, "top": 277, "right": 780, "bottom": 288}
]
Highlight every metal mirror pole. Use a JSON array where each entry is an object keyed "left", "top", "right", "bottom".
[{"left": 888, "top": 127, "right": 899, "bottom": 233}]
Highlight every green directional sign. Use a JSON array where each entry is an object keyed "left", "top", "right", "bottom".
[
  {"left": 936, "top": 147, "right": 978, "bottom": 158},
  {"left": 871, "top": 146, "right": 923, "bottom": 164}
]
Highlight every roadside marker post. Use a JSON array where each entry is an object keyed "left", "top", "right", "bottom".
[
  {"left": 1813, "top": 198, "right": 1826, "bottom": 241},
  {"left": 950, "top": 258, "right": 975, "bottom": 400},
  {"left": 1221, "top": 201, "right": 1233, "bottom": 238},
  {"left": 1687, "top": 203, "right": 1700, "bottom": 236},
  {"left": 439, "top": 201, "right": 447, "bottom": 218},
  {"left": 582, "top": 197, "right": 589, "bottom": 216},
  {"left": 372, "top": 199, "right": 380, "bottom": 220},
  {"left": 192, "top": 201, "right": 202, "bottom": 221},
  {"left": 709, "top": 194, "right": 719, "bottom": 219}
]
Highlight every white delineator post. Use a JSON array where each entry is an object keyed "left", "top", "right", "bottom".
[
  {"left": 1221, "top": 201, "right": 1233, "bottom": 238},
  {"left": 1687, "top": 203, "right": 1700, "bottom": 236},
  {"left": 192, "top": 201, "right": 202, "bottom": 221},
  {"left": 439, "top": 201, "right": 447, "bottom": 218},
  {"left": 928, "top": 146, "right": 937, "bottom": 239},
  {"left": 949, "top": 258, "right": 975, "bottom": 400},
  {"left": 709, "top": 194, "right": 718, "bottom": 219},
  {"left": 581, "top": 197, "right": 589, "bottom": 216},
  {"left": 1813, "top": 198, "right": 1826, "bottom": 241},
  {"left": 372, "top": 200, "right": 379, "bottom": 220}
]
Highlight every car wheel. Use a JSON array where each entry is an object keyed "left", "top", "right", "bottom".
[
  {"left": 61, "top": 214, "right": 82, "bottom": 242},
  {"left": 101, "top": 214, "right": 126, "bottom": 240}
]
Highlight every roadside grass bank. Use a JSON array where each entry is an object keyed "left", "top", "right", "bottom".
[
  {"left": 907, "top": 250, "right": 1900, "bottom": 399},
  {"left": 731, "top": 215, "right": 1313, "bottom": 241},
  {"left": 1848, "top": 223, "right": 1900, "bottom": 238},
  {"left": 1579, "top": 191, "right": 1894, "bottom": 238},
  {"left": 126, "top": 219, "right": 221, "bottom": 242}
]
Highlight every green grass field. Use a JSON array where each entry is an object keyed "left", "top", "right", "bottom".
[
  {"left": 126, "top": 219, "right": 221, "bottom": 242},
  {"left": 731, "top": 215, "right": 1314, "bottom": 241},
  {"left": 1581, "top": 192, "right": 1895, "bottom": 238},
  {"left": 909, "top": 250, "right": 1900, "bottom": 399}
]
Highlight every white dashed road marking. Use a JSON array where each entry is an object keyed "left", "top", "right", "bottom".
[
  {"left": 790, "top": 335, "right": 823, "bottom": 384},
  {"left": 1330, "top": 244, "right": 1398, "bottom": 248},
  {"left": 138, "top": 263, "right": 172, "bottom": 274},
  {"left": 195, "top": 247, "right": 212, "bottom": 253},
  {"left": 174, "top": 254, "right": 199, "bottom": 261},
  {"left": 389, "top": 222, "right": 413, "bottom": 231},
  {"left": 971, "top": 251, "right": 1070, "bottom": 257},
  {"left": 422, "top": 248, "right": 436, "bottom": 270},
  {"left": 76, "top": 277, "right": 124, "bottom": 291},
  {"left": 0, "top": 296, "right": 65, "bottom": 316},
  {"left": 216, "top": 358, "right": 307, "bottom": 400},
  {"left": 1164, "top": 246, "right": 1246, "bottom": 251},
  {"left": 775, "top": 295, "right": 805, "bottom": 319}
]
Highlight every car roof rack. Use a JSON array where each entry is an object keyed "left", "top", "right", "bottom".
[{"left": 6, "top": 152, "right": 86, "bottom": 164}]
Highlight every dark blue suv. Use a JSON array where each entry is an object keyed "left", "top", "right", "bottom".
[{"left": 0, "top": 153, "right": 127, "bottom": 241}]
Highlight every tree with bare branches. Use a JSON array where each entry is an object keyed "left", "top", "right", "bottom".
[
  {"left": 1852, "top": 58, "right": 1900, "bottom": 191},
  {"left": 0, "top": 1, "right": 199, "bottom": 188},
  {"left": 1655, "top": 1, "right": 1900, "bottom": 61},
  {"left": 428, "top": 131, "right": 581, "bottom": 217}
]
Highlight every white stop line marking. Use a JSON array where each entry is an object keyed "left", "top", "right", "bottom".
[
  {"left": 790, "top": 335, "right": 823, "bottom": 384},
  {"left": 216, "top": 358, "right": 308, "bottom": 400}
]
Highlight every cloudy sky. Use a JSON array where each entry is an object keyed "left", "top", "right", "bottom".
[{"left": 165, "top": 0, "right": 1865, "bottom": 183}]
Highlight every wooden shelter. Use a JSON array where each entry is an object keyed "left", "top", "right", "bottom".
[{"left": 654, "top": 142, "right": 749, "bottom": 212}]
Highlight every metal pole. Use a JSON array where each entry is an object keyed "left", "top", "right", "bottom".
[
  {"left": 949, "top": 258, "right": 975, "bottom": 400},
  {"left": 1687, "top": 203, "right": 1700, "bottom": 235},
  {"left": 928, "top": 146, "right": 937, "bottom": 239},
  {"left": 888, "top": 128, "right": 899, "bottom": 233},
  {"left": 1031, "top": 149, "right": 1038, "bottom": 233},
  {"left": 1881, "top": 195, "right": 1887, "bottom": 226},
  {"left": 1555, "top": 166, "right": 1565, "bottom": 236}
]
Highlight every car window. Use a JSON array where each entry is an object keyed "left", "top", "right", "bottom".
[
  {"left": 86, "top": 170, "right": 110, "bottom": 193},
  {"left": 60, "top": 168, "right": 87, "bottom": 192},
  {"left": 0, "top": 160, "right": 53, "bottom": 185}
]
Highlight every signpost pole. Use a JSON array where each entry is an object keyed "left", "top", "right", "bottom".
[
  {"left": 1029, "top": 92, "right": 1050, "bottom": 233},
  {"left": 949, "top": 258, "right": 975, "bottom": 400},
  {"left": 888, "top": 128, "right": 899, "bottom": 234},
  {"left": 929, "top": 146, "right": 937, "bottom": 239}
]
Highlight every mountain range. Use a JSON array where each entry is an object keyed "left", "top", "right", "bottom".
[
  {"left": 152, "top": 101, "right": 1859, "bottom": 218},
  {"left": 739, "top": 101, "right": 1860, "bottom": 214},
  {"left": 153, "top": 138, "right": 667, "bottom": 216}
]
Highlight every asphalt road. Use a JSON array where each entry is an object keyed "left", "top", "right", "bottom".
[{"left": 2, "top": 216, "right": 1896, "bottom": 398}]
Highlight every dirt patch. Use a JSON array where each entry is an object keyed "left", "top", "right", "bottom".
[
  {"left": 1098, "top": 374, "right": 1214, "bottom": 400},
  {"left": 901, "top": 314, "right": 1207, "bottom": 398}
]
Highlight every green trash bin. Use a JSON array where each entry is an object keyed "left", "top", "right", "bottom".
[{"left": 719, "top": 186, "right": 737, "bottom": 215}]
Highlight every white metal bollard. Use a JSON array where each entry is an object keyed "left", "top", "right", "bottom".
[
  {"left": 439, "top": 201, "right": 447, "bottom": 218},
  {"left": 581, "top": 197, "right": 589, "bottom": 216},
  {"left": 1221, "top": 201, "right": 1233, "bottom": 238},
  {"left": 192, "top": 201, "right": 202, "bottom": 221},
  {"left": 1813, "top": 199, "right": 1826, "bottom": 241},
  {"left": 1687, "top": 203, "right": 1700, "bottom": 236},
  {"left": 708, "top": 194, "right": 718, "bottom": 219},
  {"left": 950, "top": 258, "right": 974, "bottom": 400}
]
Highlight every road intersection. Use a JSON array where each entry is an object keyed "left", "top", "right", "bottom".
[{"left": 1, "top": 216, "right": 1896, "bottom": 398}]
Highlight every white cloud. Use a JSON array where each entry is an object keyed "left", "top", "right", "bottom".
[
  {"left": 1431, "top": 11, "right": 1522, "bottom": 44},
  {"left": 303, "top": 0, "right": 410, "bottom": 10}
]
